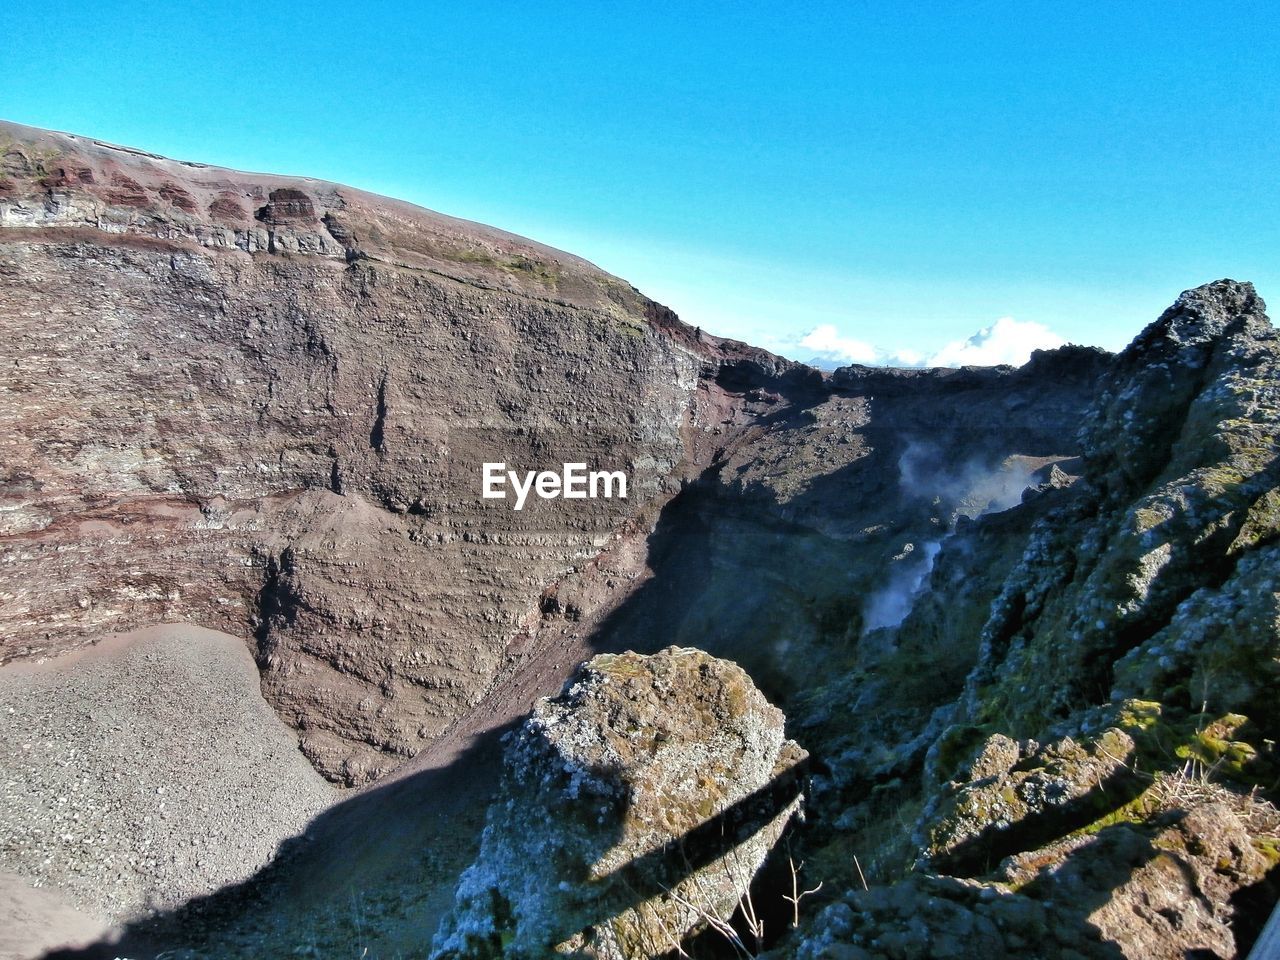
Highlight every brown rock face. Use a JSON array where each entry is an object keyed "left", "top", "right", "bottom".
[
  {"left": 0, "top": 121, "right": 711, "bottom": 783},
  {"left": 208, "top": 193, "right": 248, "bottom": 222},
  {"left": 17, "top": 122, "right": 1254, "bottom": 960},
  {"left": 157, "top": 181, "right": 197, "bottom": 212},
  {"left": 0, "top": 120, "right": 1110, "bottom": 790},
  {"left": 105, "top": 172, "right": 148, "bottom": 207},
  {"left": 255, "top": 187, "right": 316, "bottom": 224}
]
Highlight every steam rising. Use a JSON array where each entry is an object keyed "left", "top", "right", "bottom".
[
  {"left": 861, "top": 540, "right": 943, "bottom": 634},
  {"left": 861, "top": 443, "right": 1041, "bottom": 637},
  {"left": 898, "top": 443, "right": 1039, "bottom": 520}
]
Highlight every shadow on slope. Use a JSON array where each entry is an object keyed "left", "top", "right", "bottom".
[
  {"left": 37, "top": 351, "right": 1104, "bottom": 959},
  {"left": 42, "top": 720, "right": 514, "bottom": 960},
  {"left": 46, "top": 727, "right": 813, "bottom": 960}
]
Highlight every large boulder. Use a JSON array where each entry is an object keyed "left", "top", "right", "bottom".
[{"left": 433, "top": 647, "right": 807, "bottom": 959}]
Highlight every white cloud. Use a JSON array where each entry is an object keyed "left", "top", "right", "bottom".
[
  {"left": 886, "top": 347, "right": 924, "bottom": 367},
  {"left": 924, "top": 317, "right": 1066, "bottom": 368},
  {"left": 792, "top": 317, "right": 1067, "bottom": 369},
  {"left": 799, "top": 324, "right": 879, "bottom": 365}
]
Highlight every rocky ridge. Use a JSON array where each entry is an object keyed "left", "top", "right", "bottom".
[
  {"left": 771, "top": 280, "right": 1280, "bottom": 959},
  {"left": 0, "top": 120, "right": 1105, "bottom": 789}
]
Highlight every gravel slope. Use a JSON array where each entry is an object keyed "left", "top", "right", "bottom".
[{"left": 0, "top": 624, "right": 336, "bottom": 954}]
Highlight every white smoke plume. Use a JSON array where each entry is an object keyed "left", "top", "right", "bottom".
[
  {"left": 861, "top": 540, "right": 943, "bottom": 635},
  {"left": 860, "top": 443, "right": 1041, "bottom": 636},
  {"left": 898, "top": 442, "right": 1040, "bottom": 520}
]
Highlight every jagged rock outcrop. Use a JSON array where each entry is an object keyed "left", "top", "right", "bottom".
[
  {"left": 6, "top": 121, "right": 1275, "bottom": 960},
  {"left": 433, "top": 648, "right": 806, "bottom": 959},
  {"left": 917, "top": 726, "right": 1140, "bottom": 873},
  {"left": 787, "top": 785, "right": 1280, "bottom": 960},
  {"left": 960, "top": 280, "right": 1280, "bottom": 734},
  {"left": 777, "top": 281, "right": 1280, "bottom": 958}
]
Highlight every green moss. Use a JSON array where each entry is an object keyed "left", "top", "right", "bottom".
[
  {"left": 500, "top": 254, "right": 560, "bottom": 286},
  {"left": 1197, "top": 464, "right": 1249, "bottom": 494},
  {"left": 1230, "top": 488, "right": 1280, "bottom": 553},
  {"left": 592, "top": 653, "right": 648, "bottom": 679},
  {"left": 1118, "top": 705, "right": 1278, "bottom": 789},
  {"left": 612, "top": 315, "right": 648, "bottom": 339},
  {"left": 927, "top": 723, "right": 1004, "bottom": 784},
  {"left": 1226, "top": 443, "right": 1279, "bottom": 475},
  {"left": 1095, "top": 726, "right": 1137, "bottom": 760},
  {"left": 1115, "top": 699, "right": 1163, "bottom": 732},
  {"left": 19, "top": 144, "right": 63, "bottom": 179},
  {"left": 1174, "top": 713, "right": 1260, "bottom": 780},
  {"left": 810, "top": 791, "right": 926, "bottom": 890},
  {"left": 1253, "top": 837, "right": 1280, "bottom": 866},
  {"left": 423, "top": 243, "right": 562, "bottom": 288},
  {"left": 1071, "top": 787, "right": 1161, "bottom": 839},
  {"left": 1133, "top": 506, "right": 1169, "bottom": 533}
]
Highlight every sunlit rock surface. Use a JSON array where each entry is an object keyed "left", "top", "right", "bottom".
[
  {"left": 3, "top": 118, "right": 1278, "bottom": 959},
  {"left": 433, "top": 648, "right": 806, "bottom": 959}
]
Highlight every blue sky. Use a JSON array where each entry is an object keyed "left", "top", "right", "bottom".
[{"left": 3, "top": 1, "right": 1276, "bottom": 364}]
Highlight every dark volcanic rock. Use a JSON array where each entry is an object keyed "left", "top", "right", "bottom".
[
  {"left": 2, "top": 121, "right": 1277, "bottom": 960},
  {"left": 0, "top": 120, "right": 1111, "bottom": 787},
  {"left": 255, "top": 187, "right": 316, "bottom": 224},
  {"left": 777, "top": 281, "right": 1280, "bottom": 960},
  {"left": 789, "top": 787, "right": 1279, "bottom": 960},
  {"left": 966, "top": 280, "right": 1280, "bottom": 733}
]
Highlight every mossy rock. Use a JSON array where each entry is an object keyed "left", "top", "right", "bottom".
[{"left": 433, "top": 647, "right": 806, "bottom": 959}]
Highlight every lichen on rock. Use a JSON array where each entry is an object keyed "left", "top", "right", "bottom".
[
  {"left": 432, "top": 647, "right": 806, "bottom": 959},
  {"left": 916, "top": 726, "right": 1139, "bottom": 872}
]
